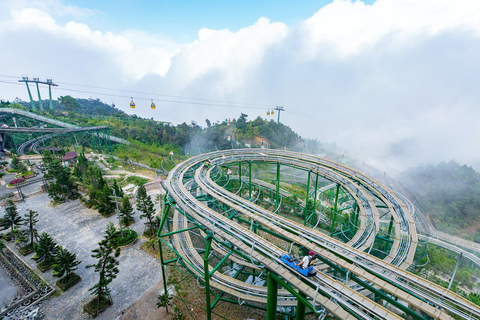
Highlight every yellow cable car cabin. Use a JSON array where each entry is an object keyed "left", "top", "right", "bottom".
[
  {"left": 267, "top": 110, "right": 270, "bottom": 116},
  {"left": 130, "top": 97, "right": 135, "bottom": 108},
  {"left": 271, "top": 109, "right": 274, "bottom": 115},
  {"left": 151, "top": 99, "right": 156, "bottom": 109}
]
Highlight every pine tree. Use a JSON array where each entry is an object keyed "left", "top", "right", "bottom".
[
  {"left": 112, "top": 179, "right": 124, "bottom": 198},
  {"left": 97, "top": 185, "right": 115, "bottom": 216},
  {"left": 33, "top": 232, "right": 58, "bottom": 265},
  {"left": 0, "top": 199, "right": 23, "bottom": 232},
  {"left": 119, "top": 197, "right": 134, "bottom": 226},
  {"left": 139, "top": 194, "right": 156, "bottom": 233},
  {"left": 135, "top": 184, "right": 148, "bottom": 213},
  {"left": 53, "top": 246, "right": 81, "bottom": 282},
  {"left": 25, "top": 210, "right": 39, "bottom": 248},
  {"left": 87, "top": 222, "right": 121, "bottom": 306}
]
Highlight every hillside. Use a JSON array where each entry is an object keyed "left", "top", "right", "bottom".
[{"left": 401, "top": 160, "right": 480, "bottom": 241}]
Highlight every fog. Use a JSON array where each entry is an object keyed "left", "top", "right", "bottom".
[{"left": 1, "top": 0, "right": 480, "bottom": 171}]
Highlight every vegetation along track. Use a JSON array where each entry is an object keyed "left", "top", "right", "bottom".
[{"left": 163, "top": 148, "right": 480, "bottom": 319}]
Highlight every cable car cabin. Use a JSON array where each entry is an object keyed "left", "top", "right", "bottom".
[
  {"left": 280, "top": 254, "right": 317, "bottom": 277},
  {"left": 151, "top": 99, "right": 156, "bottom": 109},
  {"left": 130, "top": 101, "right": 135, "bottom": 108},
  {"left": 271, "top": 110, "right": 274, "bottom": 115},
  {"left": 267, "top": 110, "right": 270, "bottom": 116},
  {"left": 112, "top": 102, "right": 115, "bottom": 108},
  {"left": 204, "top": 159, "right": 211, "bottom": 168}
]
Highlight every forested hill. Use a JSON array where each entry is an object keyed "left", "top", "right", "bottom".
[
  {"left": 6, "top": 96, "right": 305, "bottom": 152},
  {"left": 400, "top": 161, "right": 480, "bottom": 240}
]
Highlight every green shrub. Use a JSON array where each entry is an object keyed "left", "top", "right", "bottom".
[{"left": 126, "top": 175, "right": 148, "bottom": 186}]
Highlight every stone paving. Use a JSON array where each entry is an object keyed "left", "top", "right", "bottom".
[
  {"left": 0, "top": 265, "right": 19, "bottom": 309},
  {"left": 3, "top": 192, "right": 162, "bottom": 320}
]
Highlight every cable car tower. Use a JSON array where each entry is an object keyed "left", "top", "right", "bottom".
[
  {"left": 18, "top": 77, "right": 58, "bottom": 112},
  {"left": 274, "top": 106, "right": 284, "bottom": 124}
]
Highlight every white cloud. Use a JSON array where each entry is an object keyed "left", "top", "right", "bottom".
[{"left": 1, "top": 0, "right": 480, "bottom": 170}]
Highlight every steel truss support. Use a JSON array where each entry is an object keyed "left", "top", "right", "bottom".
[
  {"left": 275, "top": 162, "right": 280, "bottom": 210},
  {"left": 303, "top": 170, "right": 311, "bottom": 226},
  {"left": 330, "top": 184, "right": 340, "bottom": 237}
]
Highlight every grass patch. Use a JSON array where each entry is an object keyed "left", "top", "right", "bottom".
[
  {"left": 116, "top": 229, "right": 137, "bottom": 247},
  {"left": 126, "top": 175, "right": 148, "bottom": 186}
]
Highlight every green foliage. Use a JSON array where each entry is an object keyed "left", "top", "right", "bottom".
[
  {"left": 136, "top": 185, "right": 156, "bottom": 231},
  {"left": 97, "top": 184, "right": 116, "bottom": 216},
  {"left": 119, "top": 197, "right": 134, "bottom": 226},
  {"left": 126, "top": 175, "right": 148, "bottom": 186},
  {"left": 87, "top": 222, "right": 121, "bottom": 302},
  {"left": 33, "top": 232, "right": 58, "bottom": 265},
  {"left": 43, "top": 152, "right": 78, "bottom": 202},
  {"left": 1, "top": 199, "right": 23, "bottom": 232},
  {"left": 112, "top": 179, "right": 124, "bottom": 198},
  {"left": 157, "top": 293, "right": 172, "bottom": 314},
  {"left": 10, "top": 154, "right": 26, "bottom": 173},
  {"left": 53, "top": 246, "right": 81, "bottom": 281},
  {"left": 401, "top": 160, "right": 480, "bottom": 237},
  {"left": 115, "top": 228, "right": 137, "bottom": 247}
]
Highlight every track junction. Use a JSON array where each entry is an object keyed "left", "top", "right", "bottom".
[{"left": 158, "top": 148, "right": 480, "bottom": 320}]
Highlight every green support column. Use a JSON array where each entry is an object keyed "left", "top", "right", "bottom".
[
  {"left": 330, "top": 184, "right": 340, "bottom": 237},
  {"left": 157, "top": 198, "right": 171, "bottom": 296},
  {"left": 275, "top": 162, "right": 280, "bottom": 210},
  {"left": 238, "top": 163, "right": 242, "bottom": 185},
  {"left": 24, "top": 83, "right": 36, "bottom": 111},
  {"left": 303, "top": 171, "right": 311, "bottom": 226},
  {"left": 248, "top": 161, "right": 252, "bottom": 200},
  {"left": 48, "top": 84, "right": 54, "bottom": 111},
  {"left": 35, "top": 82, "right": 44, "bottom": 111},
  {"left": 387, "top": 215, "right": 394, "bottom": 237},
  {"left": 203, "top": 234, "right": 213, "bottom": 320},
  {"left": 295, "top": 292, "right": 306, "bottom": 320},
  {"left": 312, "top": 172, "right": 319, "bottom": 217},
  {"left": 266, "top": 273, "right": 278, "bottom": 320}
]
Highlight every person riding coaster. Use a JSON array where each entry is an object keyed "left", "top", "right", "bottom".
[{"left": 280, "top": 251, "right": 317, "bottom": 277}]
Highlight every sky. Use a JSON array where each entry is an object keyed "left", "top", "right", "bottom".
[{"left": 0, "top": 0, "right": 480, "bottom": 172}]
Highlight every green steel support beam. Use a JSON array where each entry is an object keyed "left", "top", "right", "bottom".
[
  {"left": 312, "top": 172, "right": 319, "bottom": 215},
  {"left": 163, "top": 257, "right": 180, "bottom": 265},
  {"left": 330, "top": 184, "right": 340, "bottom": 236},
  {"left": 238, "top": 163, "right": 242, "bottom": 185},
  {"left": 204, "top": 234, "right": 213, "bottom": 320},
  {"left": 266, "top": 273, "right": 279, "bottom": 320},
  {"left": 248, "top": 161, "right": 252, "bottom": 200},
  {"left": 35, "top": 82, "right": 44, "bottom": 111},
  {"left": 210, "top": 266, "right": 244, "bottom": 309},
  {"left": 24, "top": 83, "right": 36, "bottom": 111},
  {"left": 388, "top": 215, "right": 394, "bottom": 237},
  {"left": 48, "top": 84, "right": 53, "bottom": 110},
  {"left": 209, "top": 250, "right": 233, "bottom": 276},
  {"left": 275, "top": 162, "right": 280, "bottom": 210},
  {"left": 303, "top": 170, "right": 311, "bottom": 226},
  {"left": 160, "top": 225, "right": 199, "bottom": 238},
  {"left": 295, "top": 292, "right": 306, "bottom": 320}
]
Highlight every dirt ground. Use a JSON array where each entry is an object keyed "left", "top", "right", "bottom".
[{"left": 120, "top": 280, "right": 168, "bottom": 320}]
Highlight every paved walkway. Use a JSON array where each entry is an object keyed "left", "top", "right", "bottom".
[{"left": 7, "top": 193, "right": 162, "bottom": 320}]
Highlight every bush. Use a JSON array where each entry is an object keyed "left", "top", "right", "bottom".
[
  {"left": 115, "top": 229, "right": 137, "bottom": 247},
  {"left": 8, "top": 178, "right": 25, "bottom": 186},
  {"left": 126, "top": 175, "right": 148, "bottom": 186}
]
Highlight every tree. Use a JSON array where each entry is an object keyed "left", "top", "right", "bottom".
[
  {"left": 86, "top": 222, "right": 121, "bottom": 306},
  {"left": 24, "top": 210, "right": 39, "bottom": 248},
  {"left": 44, "top": 155, "right": 77, "bottom": 202},
  {"left": 10, "top": 154, "right": 26, "bottom": 172},
  {"left": 135, "top": 184, "right": 148, "bottom": 213},
  {"left": 53, "top": 246, "right": 81, "bottom": 282},
  {"left": 97, "top": 185, "right": 116, "bottom": 216},
  {"left": 33, "top": 232, "right": 57, "bottom": 266},
  {"left": 112, "top": 179, "right": 124, "bottom": 198},
  {"left": 119, "top": 197, "right": 134, "bottom": 226},
  {"left": 1, "top": 199, "right": 23, "bottom": 232},
  {"left": 139, "top": 194, "right": 156, "bottom": 233},
  {"left": 157, "top": 292, "right": 172, "bottom": 314},
  {"left": 58, "top": 95, "right": 79, "bottom": 112}
]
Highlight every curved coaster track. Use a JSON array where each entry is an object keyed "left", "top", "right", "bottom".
[{"left": 158, "top": 149, "right": 480, "bottom": 320}]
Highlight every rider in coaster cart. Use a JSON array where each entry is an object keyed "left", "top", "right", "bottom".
[
  {"left": 296, "top": 251, "right": 317, "bottom": 270},
  {"left": 280, "top": 250, "right": 317, "bottom": 277},
  {"left": 205, "top": 159, "right": 211, "bottom": 167}
]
